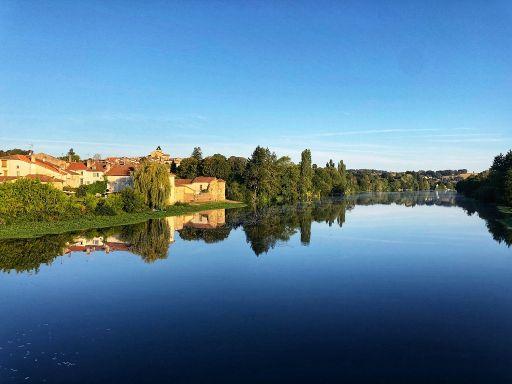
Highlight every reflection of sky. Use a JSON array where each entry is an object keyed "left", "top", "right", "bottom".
[{"left": 1, "top": 202, "right": 512, "bottom": 382}]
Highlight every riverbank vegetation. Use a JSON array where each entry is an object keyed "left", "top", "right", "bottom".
[
  {"left": 0, "top": 200, "right": 244, "bottom": 239},
  {"left": 176, "top": 146, "right": 463, "bottom": 205},
  {"left": 456, "top": 150, "right": 512, "bottom": 206}
]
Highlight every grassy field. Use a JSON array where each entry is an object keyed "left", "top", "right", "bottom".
[{"left": 0, "top": 201, "right": 246, "bottom": 239}]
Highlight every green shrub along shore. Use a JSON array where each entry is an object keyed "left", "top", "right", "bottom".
[{"left": 0, "top": 200, "right": 245, "bottom": 239}]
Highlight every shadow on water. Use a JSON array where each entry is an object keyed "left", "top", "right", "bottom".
[{"left": 1, "top": 191, "right": 511, "bottom": 273}]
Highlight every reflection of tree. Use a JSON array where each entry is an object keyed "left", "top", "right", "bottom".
[
  {"left": 227, "top": 191, "right": 512, "bottom": 255},
  {"left": 179, "top": 226, "right": 231, "bottom": 243},
  {"left": 455, "top": 196, "right": 512, "bottom": 247},
  {"left": 242, "top": 208, "right": 298, "bottom": 255},
  {"left": 225, "top": 202, "right": 349, "bottom": 255},
  {"left": 2, "top": 192, "right": 511, "bottom": 274},
  {"left": 120, "top": 219, "right": 171, "bottom": 263},
  {"left": 299, "top": 207, "right": 312, "bottom": 245},
  {"left": 0, "top": 233, "right": 74, "bottom": 273}
]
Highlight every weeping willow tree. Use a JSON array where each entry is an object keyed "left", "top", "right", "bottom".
[
  {"left": 120, "top": 219, "right": 171, "bottom": 263},
  {"left": 133, "top": 162, "right": 171, "bottom": 210}
]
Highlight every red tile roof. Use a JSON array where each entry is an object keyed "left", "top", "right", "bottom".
[
  {"left": 175, "top": 178, "right": 193, "bottom": 186},
  {"left": 0, "top": 154, "right": 31, "bottom": 162},
  {"left": 192, "top": 176, "right": 217, "bottom": 183},
  {"left": 105, "top": 165, "right": 134, "bottom": 176},
  {"left": 25, "top": 174, "right": 64, "bottom": 183},
  {"left": 67, "top": 162, "right": 88, "bottom": 171},
  {"left": 0, "top": 155, "right": 67, "bottom": 175}
]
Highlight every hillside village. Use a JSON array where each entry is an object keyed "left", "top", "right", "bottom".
[{"left": 0, "top": 146, "right": 225, "bottom": 204}]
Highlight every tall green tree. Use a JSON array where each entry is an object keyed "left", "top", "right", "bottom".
[
  {"left": 177, "top": 157, "right": 199, "bottom": 179},
  {"left": 133, "top": 162, "right": 171, "bottom": 210},
  {"left": 245, "top": 146, "right": 276, "bottom": 206},
  {"left": 191, "top": 147, "right": 203, "bottom": 162},
  {"left": 59, "top": 148, "right": 80, "bottom": 162},
  {"left": 299, "top": 149, "right": 313, "bottom": 201},
  {"left": 201, "top": 154, "right": 231, "bottom": 180},
  {"left": 504, "top": 169, "right": 512, "bottom": 206}
]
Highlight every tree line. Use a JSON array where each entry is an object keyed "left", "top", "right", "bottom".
[
  {"left": 456, "top": 150, "right": 512, "bottom": 206},
  {"left": 175, "top": 146, "right": 458, "bottom": 205}
]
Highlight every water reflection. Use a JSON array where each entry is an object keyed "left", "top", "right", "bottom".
[{"left": 0, "top": 191, "right": 510, "bottom": 273}]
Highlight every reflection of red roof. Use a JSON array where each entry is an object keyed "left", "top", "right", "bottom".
[
  {"left": 175, "top": 178, "right": 193, "bottom": 186},
  {"left": 68, "top": 245, "right": 87, "bottom": 252},
  {"left": 67, "top": 162, "right": 88, "bottom": 171},
  {"left": 105, "top": 165, "right": 134, "bottom": 176},
  {"left": 105, "top": 242, "right": 130, "bottom": 251},
  {"left": 193, "top": 176, "right": 216, "bottom": 183}
]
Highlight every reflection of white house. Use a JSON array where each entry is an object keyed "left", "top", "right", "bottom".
[{"left": 105, "top": 165, "right": 135, "bottom": 192}]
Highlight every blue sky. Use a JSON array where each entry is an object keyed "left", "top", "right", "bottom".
[{"left": 0, "top": 1, "right": 511, "bottom": 171}]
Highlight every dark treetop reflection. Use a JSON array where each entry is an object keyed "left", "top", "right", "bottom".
[{"left": 0, "top": 191, "right": 510, "bottom": 274}]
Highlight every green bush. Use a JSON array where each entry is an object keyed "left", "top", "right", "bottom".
[
  {"left": 95, "top": 194, "right": 124, "bottom": 216},
  {"left": 76, "top": 180, "right": 107, "bottom": 197},
  {"left": 84, "top": 193, "right": 100, "bottom": 212},
  {"left": 0, "top": 179, "right": 81, "bottom": 224},
  {"left": 120, "top": 187, "right": 147, "bottom": 213}
]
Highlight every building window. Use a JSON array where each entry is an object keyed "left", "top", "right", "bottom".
[{"left": 1, "top": 160, "right": 6, "bottom": 167}]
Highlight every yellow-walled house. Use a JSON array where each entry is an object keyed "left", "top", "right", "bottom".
[
  {"left": 66, "top": 162, "right": 105, "bottom": 187},
  {"left": 0, "top": 154, "right": 68, "bottom": 189},
  {"left": 105, "top": 165, "right": 135, "bottom": 193},
  {"left": 173, "top": 177, "right": 226, "bottom": 203}
]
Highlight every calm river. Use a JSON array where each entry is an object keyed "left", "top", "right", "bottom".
[{"left": 1, "top": 191, "right": 512, "bottom": 383}]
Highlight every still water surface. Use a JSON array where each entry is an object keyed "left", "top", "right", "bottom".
[{"left": 1, "top": 192, "right": 512, "bottom": 383}]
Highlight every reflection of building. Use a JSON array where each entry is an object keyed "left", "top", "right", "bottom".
[{"left": 64, "top": 209, "right": 226, "bottom": 256}]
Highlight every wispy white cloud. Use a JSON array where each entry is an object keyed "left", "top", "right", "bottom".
[{"left": 282, "top": 128, "right": 439, "bottom": 139}]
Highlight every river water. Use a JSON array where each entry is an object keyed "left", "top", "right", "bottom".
[{"left": 1, "top": 191, "right": 511, "bottom": 383}]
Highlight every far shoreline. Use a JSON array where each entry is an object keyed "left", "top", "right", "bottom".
[{"left": 0, "top": 201, "right": 246, "bottom": 240}]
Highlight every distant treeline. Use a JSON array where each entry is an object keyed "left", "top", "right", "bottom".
[
  {"left": 456, "top": 150, "right": 512, "bottom": 206},
  {"left": 0, "top": 148, "right": 30, "bottom": 157},
  {"left": 176, "top": 146, "right": 460, "bottom": 205}
]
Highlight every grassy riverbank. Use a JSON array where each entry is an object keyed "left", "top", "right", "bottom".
[{"left": 0, "top": 201, "right": 246, "bottom": 239}]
